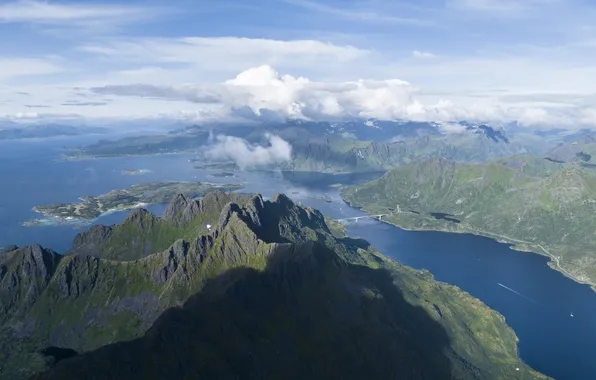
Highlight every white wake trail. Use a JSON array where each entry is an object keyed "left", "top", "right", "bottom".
[{"left": 498, "top": 283, "right": 539, "bottom": 304}]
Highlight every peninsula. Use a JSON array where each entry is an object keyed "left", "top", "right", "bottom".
[
  {"left": 341, "top": 157, "right": 596, "bottom": 286},
  {"left": 29, "top": 181, "right": 244, "bottom": 222}
]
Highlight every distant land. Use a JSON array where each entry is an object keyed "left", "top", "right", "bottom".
[
  {"left": 0, "top": 124, "right": 108, "bottom": 140},
  {"left": 26, "top": 181, "right": 244, "bottom": 223},
  {"left": 121, "top": 169, "right": 152, "bottom": 176},
  {"left": 64, "top": 120, "right": 555, "bottom": 173},
  {"left": 341, "top": 156, "right": 596, "bottom": 286},
  {"left": 0, "top": 192, "right": 546, "bottom": 379}
]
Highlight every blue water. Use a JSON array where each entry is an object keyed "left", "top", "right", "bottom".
[{"left": 1, "top": 137, "right": 595, "bottom": 379}]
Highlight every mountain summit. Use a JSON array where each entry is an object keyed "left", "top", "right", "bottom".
[{"left": 0, "top": 191, "right": 545, "bottom": 379}]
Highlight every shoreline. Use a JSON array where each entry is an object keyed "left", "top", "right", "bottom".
[{"left": 340, "top": 197, "right": 596, "bottom": 289}]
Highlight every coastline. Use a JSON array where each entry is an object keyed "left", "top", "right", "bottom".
[{"left": 340, "top": 197, "right": 596, "bottom": 289}]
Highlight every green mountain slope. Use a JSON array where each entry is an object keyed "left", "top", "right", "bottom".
[
  {"left": 1, "top": 192, "right": 546, "bottom": 379},
  {"left": 284, "top": 132, "right": 536, "bottom": 173},
  {"left": 545, "top": 134, "right": 596, "bottom": 166},
  {"left": 341, "top": 157, "right": 596, "bottom": 285}
]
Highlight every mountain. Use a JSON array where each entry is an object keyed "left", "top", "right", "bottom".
[
  {"left": 545, "top": 134, "right": 596, "bottom": 166},
  {"left": 0, "top": 124, "right": 107, "bottom": 140},
  {"left": 0, "top": 191, "right": 544, "bottom": 379},
  {"left": 341, "top": 157, "right": 596, "bottom": 284},
  {"left": 284, "top": 127, "right": 532, "bottom": 173},
  {"left": 67, "top": 120, "right": 541, "bottom": 173}
]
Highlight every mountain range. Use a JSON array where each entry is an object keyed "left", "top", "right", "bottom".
[
  {"left": 67, "top": 119, "right": 549, "bottom": 173},
  {"left": 0, "top": 191, "right": 545, "bottom": 379},
  {"left": 341, "top": 156, "right": 596, "bottom": 285}
]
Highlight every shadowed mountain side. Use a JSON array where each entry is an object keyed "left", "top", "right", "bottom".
[
  {"left": 0, "top": 192, "right": 545, "bottom": 379},
  {"left": 32, "top": 241, "right": 457, "bottom": 380}
]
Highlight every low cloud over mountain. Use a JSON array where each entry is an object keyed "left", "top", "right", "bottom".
[
  {"left": 205, "top": 133, "right": 292, "bottom": 169},
  {"left": 91, "top": 65, "right": 596, "bottom": 129}
]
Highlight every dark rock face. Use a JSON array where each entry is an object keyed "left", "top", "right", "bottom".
[
  {"left": 152, "top": 240, "right": 189, "bottom": 284},
  {"left": 70, "top": 225, "right": 113, "bottom": 256},
  {"left": 163, "top": 191, "right": 249, "bottom": 229},
  {"left": 466, "top": 124, "right": 509, "bottom": 144},
  {"left": 162, "top": 194, "right": 192, "bottom": 225},
  {"left": 0, "top": 245, "right": 61, "bottom": 318}
]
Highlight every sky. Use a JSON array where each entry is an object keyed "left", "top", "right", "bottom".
[{"left": 1, "top": 0, "right": 596, "bottom": 129}]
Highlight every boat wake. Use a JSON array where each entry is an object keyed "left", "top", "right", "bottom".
[{"left": 498, "top": 283, "right": 539, "bottom": 304}]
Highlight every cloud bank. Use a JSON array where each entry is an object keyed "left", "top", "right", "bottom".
[
  {"left": 205, "top": 133, "right": 292, "bottom": 169},
  {"left": 91, "top": 64, "right": 596, "bottom": 128}
]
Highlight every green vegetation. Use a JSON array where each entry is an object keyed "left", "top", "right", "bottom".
[
  {"left": 1, "top": 192, "right": 545, "bottom": 379},
  {"left": 31, "top": 181, "right": 244, "bottom": 220},
  {"left": 67, "top": 121, "right": 545, "bottom": 173},
  {"left": 342, "top": 157, "right": 596, "bottom": 285},
  {"left": 546, "top": 135, "right": 596, "bottom": 165}
]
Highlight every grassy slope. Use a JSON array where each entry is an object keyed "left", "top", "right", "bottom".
[
  {"left": 1, "top": 193, "right": 547, "bottom": 379},
  {"left": 341, "top": 157, "right": 596, "bottom": 285}
]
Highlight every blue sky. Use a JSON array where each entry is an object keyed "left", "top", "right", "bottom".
[{"left": 1, "top": 0, "right": 595, "bottom": 128}]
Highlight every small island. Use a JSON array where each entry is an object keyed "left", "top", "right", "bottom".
[
  {"left": 122, "top": 169, "right": 152, "bottom": 176},
  {"left": 209, "top": 172, "right": 235, "bottom": 178},
  {"left": 28, "top": 181, "right": 244, "bottom": 222},
  {"left": 194, "top": 162, "right": 240, "bottom": 171},
  {"left": 317, "top": 195, "right": 333, "bottom": 203}
]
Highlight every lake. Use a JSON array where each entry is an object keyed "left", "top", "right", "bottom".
[{"left": 1, "top": 137, "right": 595, "bottom": 379}]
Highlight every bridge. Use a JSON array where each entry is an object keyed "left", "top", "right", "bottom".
[{"left": 335, "top": 214, "right": 389, "bottom": 223}]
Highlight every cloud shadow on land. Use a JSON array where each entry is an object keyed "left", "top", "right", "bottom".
[{"left": 33, "top": 241, "right": 454, "bottom": 380}]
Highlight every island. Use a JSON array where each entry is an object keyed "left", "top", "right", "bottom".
[
  {"left": 194, "top": 162, "right": 240, "bottom": 171},
  {"left": 27, "top": 181, "right": 244, "bottom": 222},
  {"left": 209, "top": 172, "right": 235, "bottom": 178},
  {"left": 317, "top": 195, "right": 333, "bottom": 203},
  {"left": 121, "top": 169, "right": 152, "bottom": 176}
]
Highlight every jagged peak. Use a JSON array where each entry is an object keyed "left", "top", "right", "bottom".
[
  {"left": 125, "top": 208, "right": 153, "bottom": 221},
  {"left": 271, "top": 192, "right": 294, "bottom": 206},
  {"left": 163, "top": 193, "right": 192, "bottom": 220}
]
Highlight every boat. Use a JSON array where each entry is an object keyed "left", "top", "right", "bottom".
[{"left": 571, "top": 312, "right": 574, "bottom": 317}]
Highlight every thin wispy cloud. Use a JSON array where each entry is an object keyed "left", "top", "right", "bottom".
[
  {"left": 449, "top": 0, "right": 562, "bottom": 13},
  {"left": 0, "top": 58, "right": 63, "bottom": 80},
  {"left": 0, "top": 0, "right": 158, "bottom": 24},
  {"left": 283, "top": 0, "right": 431, "bottom": 26},
  {"left": 412, "top": 50, "right": 437, "bottom": 59}
]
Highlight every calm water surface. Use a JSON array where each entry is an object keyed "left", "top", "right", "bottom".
[{"left": 1, "top": 137, "right": 595, "bottom": 379}]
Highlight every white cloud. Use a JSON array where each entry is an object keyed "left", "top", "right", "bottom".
[
  {"left": 205, "top": 133, "right": 293, "bottom": 169},
  {"left": 448, "top": 0, "right": 560, "bottom": 13},
  {"left": 0, "top": 0, "right": 156, "bottom": 24},
  {"left": 86, "top": 64, "right": 596, "bottom": 129},
  {"left": 0, "top": 58, "right": 63, "bottom": 80},
  {"left": 282, "top": 0, "right": 430, "bottom": 26},
  {"left": 79, "top": 37, "right": 369, "bottom": 79},
  {"left": 412, "top": 50, "right": 436, "bottom": 59}
]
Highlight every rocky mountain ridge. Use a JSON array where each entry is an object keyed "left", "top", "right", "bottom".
[{"left": 0, "top": 191, "right": 546, "bottom": 379}]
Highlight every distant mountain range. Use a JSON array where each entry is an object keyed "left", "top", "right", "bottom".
[
  {"left": 0, "top": 191, "right": 545, "bottom": 379},
  {"left": 66, "top": 119, "right": 553, "bottom": 173},
  {"left": 0, "top": 124, "right": 108, "bottom": 140}
]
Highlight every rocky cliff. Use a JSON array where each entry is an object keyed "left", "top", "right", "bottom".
[{"left": 0, "top": 192, "right": 546, "bottom": 379}]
